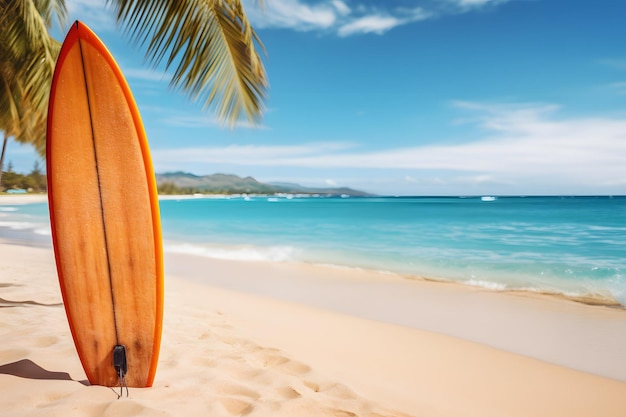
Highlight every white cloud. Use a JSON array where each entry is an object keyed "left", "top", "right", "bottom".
[
  {"left": 244, "top": 0, "right": 338, "bottom": 31},
  {"left": 65, "top": 0, "right": 513, "bottom": 40},
  {"left": 244, "top": 0, "right": 507, "bottom": 37},
  {"left": 338, "top": 15, "right": 402, "bottom": 36},
  {"left": 338, "top": 7, "right": 432, "bottom": 36},
  {"left": 332, "top": 0, "right": 351, "bottom": 15},
  {"left": 152, "top": 101, "right": 626, "bottom": 193},
  {"left": 452, "top": 0, "right": 509, "bottom": 8},
  {"left": 153, "top": 142, "right": 354, "bottom": 165}
]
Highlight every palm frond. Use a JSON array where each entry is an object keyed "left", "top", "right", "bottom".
[
  {"left": 0, "top": 0, "right": 66, "bottom": 150},
  {"left": 109, "top": 0, "right": 268, "bottom": 126},
  {"left": 13, "top": 0, "right": 65, "bottom": 111}
]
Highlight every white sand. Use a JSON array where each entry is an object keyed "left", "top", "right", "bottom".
[
  {"left": 0, "top": 194, "right": 48, "bottom": 205},
  {"left": 166, "top": 253, "right": 626, "bottom": 382},
  {"left": 1, "top": 240, "right": 626, "bottom": 417}
]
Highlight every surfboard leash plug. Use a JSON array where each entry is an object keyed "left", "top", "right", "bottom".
[{"left": 113, "top": 344, "right": 128, "bottom": 398}]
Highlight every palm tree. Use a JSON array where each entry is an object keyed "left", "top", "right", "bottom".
[
  {"left": 1, "top": 0, "right": 267, "bottom": 188},
  {"left": 0, "top": 0, "right": 65, "bottom": 188}
]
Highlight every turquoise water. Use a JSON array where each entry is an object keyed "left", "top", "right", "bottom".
[{"left": 2, "top": 195, "right": 625, "bottom": 305}]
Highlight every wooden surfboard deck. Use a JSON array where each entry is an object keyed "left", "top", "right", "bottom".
[{"left": 46, "top": 21, "right": 163, "bottom": 388}]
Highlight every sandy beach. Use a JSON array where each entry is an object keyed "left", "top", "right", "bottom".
[{"left": 1, "top": 195, "right": 626, "bottom": 416}]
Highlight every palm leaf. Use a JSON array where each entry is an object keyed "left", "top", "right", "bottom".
[
  {"left": 0, "top": 0, "right": 65, "bottom": 152},
  {"left": 108, "top": 0, "right": 268, "bottom": 126}
]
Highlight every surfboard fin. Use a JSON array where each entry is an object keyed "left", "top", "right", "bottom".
[{"left": 113, "top": 344, "right": 128, "bottom": 398}]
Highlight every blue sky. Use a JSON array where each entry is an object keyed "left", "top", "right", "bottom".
[{"left": 8, "top": 0, "right": 626, "bottom": 195}]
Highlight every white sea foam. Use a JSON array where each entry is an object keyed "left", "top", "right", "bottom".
[
  {"left": 605, "top": 276, "right": 626, "bottom": 306},
  {"left": 0, "top": 221, "right": 38, "bottom": 230},
  {"left": 164, "top": 242, "right": 297, "bottom": 262},
  {"left": 0, "top": 207, "right": 18, "bottom": 212},
  {"left": 465, "top": 279, "right": 507, "bottom": 291},
  {"left": 609, "top": 289, "right": 626, "bottom": 306},
  {"left": 34, "top": 227, "right": 52, "bottom": 236}
]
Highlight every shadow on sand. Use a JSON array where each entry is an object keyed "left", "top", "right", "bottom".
[
  {"left": 0, "top": 359, "right": 89, "bottom": 386},
  {"left": 0, "top": 297, "right": 62, "bottom": 308}
]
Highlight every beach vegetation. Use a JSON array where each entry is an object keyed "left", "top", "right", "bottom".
[
  {"left": 0, "top": 161, "right": 47, "bottom": 193},
  {"left": 157, "top": 181, "right": 196, "bottom": 195},
  {"left": 1, "top": 0, "right": 267, "bottom": 188}
]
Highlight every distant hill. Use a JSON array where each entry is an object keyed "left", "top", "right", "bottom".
[{"left": 155, "top": 172, "right": 372, "bottom": 196}]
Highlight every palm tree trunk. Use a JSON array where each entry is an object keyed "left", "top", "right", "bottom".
[{"left": 0, "top": 133, "right": 8, "bottom": 190}]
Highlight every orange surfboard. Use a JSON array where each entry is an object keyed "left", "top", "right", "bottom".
[{"left": 46, "top": 21, "right": 163, "bottom": 388}]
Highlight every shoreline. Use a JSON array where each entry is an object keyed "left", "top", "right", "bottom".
[
  {"left": 1, "top": 193, "right": 624, "bottom": 310},
  {"left": 165, "top": 241, "right": 626, "bottom": 309},
  {"left": 415, "top": 274, "right": 625, "bottom": 309},
  {"left": 1, "top": 241, "right": 626, "bottom": 416}
]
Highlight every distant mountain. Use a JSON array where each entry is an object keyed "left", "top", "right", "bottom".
[
  {"left": 155, "top": 172, "right": 372, "bottom": 196},
  {"left": 268, "top": 181, "right": 371, "bottom": 196}
]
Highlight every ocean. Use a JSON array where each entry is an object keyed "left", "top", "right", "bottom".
[{"left": 1, "top": 195, "right": 625, "bottom": 306}]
